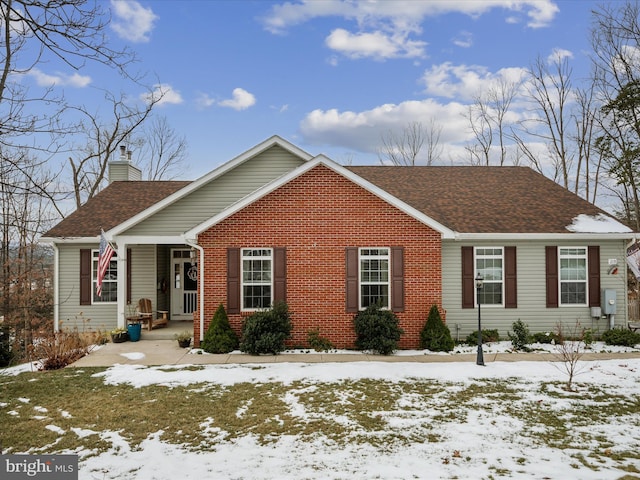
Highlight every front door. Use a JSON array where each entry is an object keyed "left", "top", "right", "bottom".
[{"left": 171, "top": 249, "right": 198, "bottom": 320}]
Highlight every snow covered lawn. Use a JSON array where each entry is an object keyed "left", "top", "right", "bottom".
[{"left": 2, "top": 346, "right": 640, "bottom": 479}]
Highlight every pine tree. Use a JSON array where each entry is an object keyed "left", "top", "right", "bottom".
[
  {"left": 201, "top": 304, "right": 239, "bottom": 354},
  {"left": 419, "top": 305, "right": 454, "bottom": 352}
]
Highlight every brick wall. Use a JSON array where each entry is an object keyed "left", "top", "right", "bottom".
[{"left": 195, "top": 164, "right": 442, "bottom": 349}]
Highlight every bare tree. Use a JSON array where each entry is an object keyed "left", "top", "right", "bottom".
[
  {"left": 552, "top": 321, "right": 589, "bottom": 391},
  {"left": 590, "top": 1, "right": 640, "bottom": 228},
  {"left": 465, "top": 77, "right": 521, "bottom": 166},
  {"left": 67, "top": 89, "right": 163, "bottom": 208},
  {"left": 0, "top": 0, "right": 138, "bottom": 147},
  {"left": 377, "top": 120, "right": 442, "bottom": 166},
  {"left": 137, "top": 116, "right": 188, "bottom": 181}
]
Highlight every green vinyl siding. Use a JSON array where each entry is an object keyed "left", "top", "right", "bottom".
[
  {"left": 57, "top": 244, "right": 157, "bottom": 331},
  {"left": 442, "top": 239, "right": 628, "bottom": 341},
  {"left": 124, "top": 145, "right": 305, "bottom": 236}
]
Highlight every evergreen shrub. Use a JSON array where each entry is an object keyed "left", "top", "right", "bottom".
[
  {"left": 201, "top": 303, "right": 239, "bottom": 354},
  {"left": 240, "top": 301, "right": 292, "bottom": 355},
  {"left": 508, "top": 319, "right": 532, "bottom": 351},
  {"left": 307, "top": 328, "right": 335, "bottom": 352},
  {"left": 602, "top": 328, "right": 640, "bottom": 347},
  {"left": 419, "top": 305, "right": 454, "bottom": 352},
  {"left": 466, "top": 329, "right": 501, "bottom": 345},
  {"left": 353, "top": 303, "right": 403, "bottom": 355}
]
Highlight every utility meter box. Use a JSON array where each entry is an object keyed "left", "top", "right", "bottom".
[{"left": 602, "top": 289, "right": 617, "bottom": 315}]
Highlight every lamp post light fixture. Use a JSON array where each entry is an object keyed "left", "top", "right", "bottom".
[{"left": 475, "top": 273, "right": 485, "bottom": 366}]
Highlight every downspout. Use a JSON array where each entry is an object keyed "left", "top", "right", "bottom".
[
  {"left": 185, "top": 239, "right": 204, "bottom": 342},
  {"left": 51, "top": 243, "right": 59, "bottom": 331}
]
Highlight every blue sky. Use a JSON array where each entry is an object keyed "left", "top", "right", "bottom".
[{"left": 28, "top": 0, "right": 602, "bottom": 179}]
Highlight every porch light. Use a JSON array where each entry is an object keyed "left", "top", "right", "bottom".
[
  {"left": 189, "top": 247, "right": 197, "bottom": 265},
  {"left": 475, "top": 273, "right": 485, "bottom": 366}
]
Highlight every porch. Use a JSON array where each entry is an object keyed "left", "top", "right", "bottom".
[{"left": 133, "top": 319, "right": 194, "bottom": 341}]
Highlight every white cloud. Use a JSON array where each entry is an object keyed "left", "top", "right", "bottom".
[
  {"left": 547, "top": 48, "right": 573, "bottom": 64},
  {"left": 453, "top": 31, "right": 473, "bottom": 48},
  {"left": 420, "top": 62, "right": 527, "bottom": 101},
  {"left": 299, "top": 98, "right": 470, "bottom": 155},
  {"left": 219, "top": 88, "right": 256, "bottom": 111},
  {"left": 110, "top": 0, "right": 158, "bottom": 43},
  {"left": 141, "top": 84, "right": 183, "bottom": 106},
  {"left": 196, "top": 93, "right": 216, "bottom": 109},
  {"left": 28, "top": 68, "right": 91, "bottom": 88},
  {"left": 261, "top": 1, "right": 560, "bottom": 61},
  {"left": 326, "top": 28, "right": 426, "bottom": 60}
]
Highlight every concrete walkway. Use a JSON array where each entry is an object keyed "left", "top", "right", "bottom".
[{"left": 70, "top": 339, "right": 640, "bottom": 367}]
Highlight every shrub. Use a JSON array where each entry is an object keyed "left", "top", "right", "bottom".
[
  {"left": 602, "top": 328, "right": 640, "bottom": 347},
  {"left": 466, "top": 329, "right": 500, "bottom": 345},
  {"left": 201, "top": 304, "right": 239, "bottom": 354},
  {"left": 508, "top": 320, "right": 532, "bottom": 352},
  {"left": 34, "top": 329, "right": 91, "bottom": 370},
  {"left": 0, "top": 323, "right": 14, "bottom": 367},
  {"left": 240, "top": 301, "right": 292, "bottom": 355},
  {"left": 353, "top": 303, "right": 403, "bottom": 355},
  {"left": 531, "top": 331, "right": 561, "bottom": 344},
  {"left": 307, "top": 328, "right": 335, "bottom": 352},
  {"left": 419, "top": 305, "right": 454, "bottom": 352}
]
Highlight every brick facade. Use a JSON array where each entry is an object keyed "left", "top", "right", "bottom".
[{"left": 195, "top": 165, "right": 442, "bottom": 349}]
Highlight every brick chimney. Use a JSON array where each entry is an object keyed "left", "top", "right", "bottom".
[{"left": 108, "top": 145, "right": 142, "bottom": 182}]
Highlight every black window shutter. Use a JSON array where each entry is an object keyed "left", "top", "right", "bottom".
[
  {"left": 273, "top": 247, "right": 286, "bottom": 304},
  {"left": 345, "top": 247, "right": 359, "bottom": 313},
  {"left": 504, "top": 246, "right": 517, "bottom": 308},
  {"left": 461, "top": 246, "right": 474, "bottom": 308},
  {"left": 588, "top": 246, "right": 600, "bottom": 307},
  {"left": 545, "top": 246, "right": 558, "bottom": 308},
  {"left": 80, "top": 249, "right": 92, "bottom": 305},
  {"left": 391, "top": 247, "right": 404, "bottom": 312},
  {"left": 227, "top": 248, "right": 240, "bottom": 314}
]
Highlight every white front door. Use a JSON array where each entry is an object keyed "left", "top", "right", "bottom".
[{"left": 171, "top": 249, "right": 198, "bottom": 320}]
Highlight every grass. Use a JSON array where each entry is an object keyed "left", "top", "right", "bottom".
[{"left": 1, "top": 366, "right": 640, "bottom": 477}]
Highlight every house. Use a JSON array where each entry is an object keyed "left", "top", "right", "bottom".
[{"left": 41, "top": 136, "right": 636, "bottom": 349}]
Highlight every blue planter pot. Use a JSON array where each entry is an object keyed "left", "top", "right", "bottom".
[{"left": 127, "top": 323, "right": 142, "bottom": 342}]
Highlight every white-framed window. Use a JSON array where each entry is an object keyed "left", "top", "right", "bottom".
[
  {"left": 92, "top": 250, "right": 118, "bottom": 303},
  {"left": 559, "top": 247, "right": 587, "bottom": 305},
  {"left": 359, "top": 248, "right": 390, "bottom": 309},
  {"left": 241, "top": 248, "right": 273, "bottom": 310},
  {"left": 475, "top": 247, "right": 503, "bottom": 306}
]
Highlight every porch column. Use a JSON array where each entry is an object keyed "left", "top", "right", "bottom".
[{"left": 116, "top": 242, "right": 128, "bottom": 328}]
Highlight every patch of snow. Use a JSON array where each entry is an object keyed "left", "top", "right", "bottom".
[
  {"left": 120, "top": 352, "right": 145, "bottom": 360},
  {"left": 566, "top": 213, "right": 632, "bottom": 233},
  {"left": 45, "top": 424, "right": 66, "bottom": 435}
]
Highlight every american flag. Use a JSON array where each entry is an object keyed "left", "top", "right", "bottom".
[{"left": 96, "top": 230, "right": 115, "bottom": 297}]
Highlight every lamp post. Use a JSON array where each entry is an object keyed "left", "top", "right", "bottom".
[{"left": 475, "top": 273, "right": 485, "bottom": 366}]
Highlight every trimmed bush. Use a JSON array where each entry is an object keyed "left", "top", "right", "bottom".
[
  {"left": 602, "top": 328, "right": 640, "bottom": 347},
  {"left": 419, "top": 305, "right": 454, "bottom": 352},
  {"left": 508, "top": 319, "right": 532, "bottom": 352},
  {"left": 531, "top": 331, "right": 561, "bottom": 344},
  {"left": 353, "top": 303, "right": 403, "bottom": 355},
  {"left": 466, "top": 329, "right": 500, "bottom": 345},
  {"left": 201, "top": 304, "right": 239, "bottom": 354},
  {"left": 307, "top": 328, "right": 335, "bottom": 352},
  {"left": 240, "top": 301, "right": 292, "bottom": 355}
]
